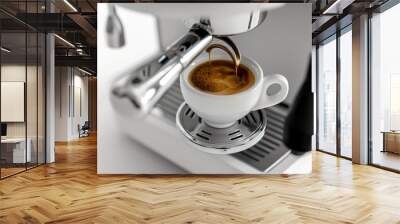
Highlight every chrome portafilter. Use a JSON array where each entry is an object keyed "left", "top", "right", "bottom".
[
  {"left": 112, "top": 24, "right": 244, "bottom": 116},
  {"left": 112, "top": 24, "right": 212, "bottom": 115}
]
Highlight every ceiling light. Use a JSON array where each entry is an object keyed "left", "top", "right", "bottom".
[
  {"left": 63, "top": 0, "right": 78, "bottom": 12},
  {"left": 76, "top": 48, "right": 86, "bottom": 55},
  {"left": 322, "top": 0, "right": 354, "bottom": 15},
  {"left": 323, "top": 0, "right": 341, "bottom": 14},
  {"left": 1, "top": 47, "right": 11, "bottom": 53},
  {"left": 54, "top": 34, "right": 75, "bottom": 48},
  {"left": 78, "top": 67, "right": 93, "bottom": 76}
]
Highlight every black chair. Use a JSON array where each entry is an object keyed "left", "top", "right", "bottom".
[{"left": 79, "top": 121, "right": 90, "bottom": 138}]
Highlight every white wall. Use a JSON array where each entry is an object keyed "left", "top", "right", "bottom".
[
  {"left": 55, "top": 67, "right": 69, "bottom": 141},
  {"left": 1, "top": 65, "right": 26, "bottom": 134},
  {"left": 70, "top": 73, "right": 89, "bottom": 138},
  {"left": 1, "top": 65, "right": 38, "bottom": 138},
  {"left": 1, "top": 63, "right": 47, "bottom": 164},
  {"left": 55, "top": 67, "right": 89, "bottom": 141},
  {"left": 1, "top": 82, "right": 24, "bottom": 123}
]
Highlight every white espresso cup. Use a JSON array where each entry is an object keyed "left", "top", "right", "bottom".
[{"left": 180, "top": 53, "right": 289, "bottom": 128}]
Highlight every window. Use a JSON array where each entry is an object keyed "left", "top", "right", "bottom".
[
  {"left": 316, "top": 25, "right": 353, "bottom": 159},
  {"left": 370, "top": 2, "right": 400, "bottom": 171},
  {"left": 317, "top": 36, "right": 337, "bottom": 154},
  {"left": 339, "top": 27, "right": 352, "bottom": 158}
]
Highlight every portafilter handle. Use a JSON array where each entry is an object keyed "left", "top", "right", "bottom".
[{"left": 112, "top": 24, "right": 212, "bottom": 115}]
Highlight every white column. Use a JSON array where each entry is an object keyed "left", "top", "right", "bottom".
[
  {"left": 46, "top": 32, "right": 55, "bottom": 163},
  {"left": 352, "top": 14, "right": 369, "bottom": 164}
]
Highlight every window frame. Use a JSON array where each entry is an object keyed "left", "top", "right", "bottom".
[{"left": 315, "top": 24, "right": 353, "bottom": 161}]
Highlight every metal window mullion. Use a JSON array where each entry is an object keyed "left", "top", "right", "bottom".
[
  {"left": 336, "top": 28, "right": 341, "bottom": 157},
  {"left": 25, "top": 0, "right": 27, "bottom": 170},
  {"left": 316, "top": 45, "right": 320, "bottom": 150},
  {"left": 59, "top": 67, "right": 62, "bottom": 117},
  {"left": 68, "top": 69, "right": 71, "bottom": 118},
  {"left": 36, "top": 22, "right": 39, "bottom": 168},
  {"left": 0, "top": 29, "right": 2, "bottom": 179},
  {"left": 367, "top": 11, "right": 373, "bottom": 165},
  {"left": 44, "top": 32, "right": 47, "bottom": 165},
  {"left": 72, "top": 68, "right": 75, "bottom": 118}
]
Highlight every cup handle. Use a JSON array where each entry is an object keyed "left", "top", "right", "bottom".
[{"left": 252, "top": 74, "right": 289, "bottom": 111}]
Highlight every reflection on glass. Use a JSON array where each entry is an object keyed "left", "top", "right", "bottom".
[
  {"left": 340, "top": 28, "right": 352, "bottom": 158},
  {"left": 0, "top": 1, "right": 47, "bottom": 179},
  {"left": 371, "top": 3, "right": 400, "bottom": 171},
  {"left": 1, "top": 31, "right": 27, "bottom": 177},
  {"left": 318, "top": 36, "right": 337, "bottom": 154}
]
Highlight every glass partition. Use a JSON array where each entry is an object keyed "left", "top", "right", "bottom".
[
  {"left": 0, "top": 1, "right": 46, "bottom": 179},
  {"left": 1, "top": 30, "right": 28, "bottom": 177}
]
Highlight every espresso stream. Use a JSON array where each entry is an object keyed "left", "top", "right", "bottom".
[
  {"left": 189, "top": 43, "right": 255, "bottom": 95},
  {"left": 206, "top": 43, "right": 240, "bottom": 78}
]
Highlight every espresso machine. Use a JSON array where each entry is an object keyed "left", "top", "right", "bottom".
[
  {"left": 107, "top": 4, "right": 311, "bottom": 173},
  {"left": 111, "top": 9, "right": 266, "bottom": 114}
]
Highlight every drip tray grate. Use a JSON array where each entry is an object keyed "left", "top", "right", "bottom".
[
  {"left": 156, "top": 81, "right": 291, "bottom": 172},
  {"left": 176, "top": 103, "right": 266, "bottom": 155}
]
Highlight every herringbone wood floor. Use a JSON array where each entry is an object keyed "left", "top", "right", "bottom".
[{"left": 1, "top": 135, "right": 400, "bottom": 224}]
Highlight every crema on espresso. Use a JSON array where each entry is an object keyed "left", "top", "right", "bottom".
[{"left": 189, "top": 60, "right": 255, "bottom": 95}]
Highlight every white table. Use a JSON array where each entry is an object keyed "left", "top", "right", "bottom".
[{"left": 1, "top": 138, "right": 31, "bottom": 163}]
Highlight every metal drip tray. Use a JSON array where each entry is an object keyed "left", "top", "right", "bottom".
[
  {"left": 176, "top": 103, "right": 267, "bottom": 154},
  {"left": 156, "top": 81, "right": 291, "bottom": 172}
]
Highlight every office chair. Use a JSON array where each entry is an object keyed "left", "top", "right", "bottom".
[{"left": 79, "top": 121, "right": 90, "bottom": 138}]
